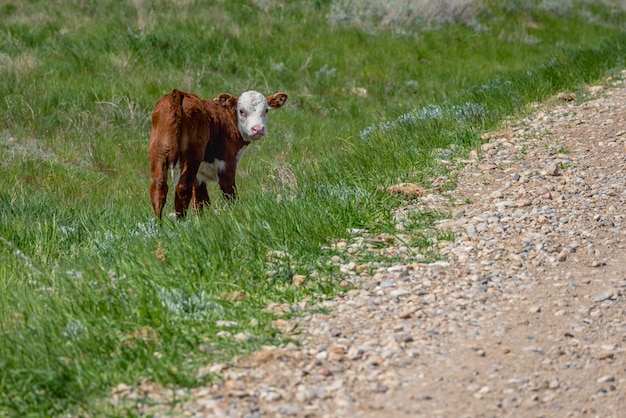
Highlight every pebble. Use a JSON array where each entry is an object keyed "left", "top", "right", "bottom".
[
  {"left": 544, "top": 162, "right": 560, "bottom": 176},
  {"left": 593, "top": 291, "right": 614, "bottom": 302},
  {"left": 390, "top": 289, "right": 411, "bottom": 297}
]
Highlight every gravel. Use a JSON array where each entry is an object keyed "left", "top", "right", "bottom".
[{"left": 110, "top": 78, "right": 626, "bottom": 417}]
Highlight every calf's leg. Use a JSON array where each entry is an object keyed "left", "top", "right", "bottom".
[
  {"left": 174, "top": 156, "right": 202, "bottom": 218},
  {"left": 218, "top": 171, "right": 236, "bottom": 202},
  {"left": 150, "top": 158, "right": 169, "bottom": 218},
  {"left": 192, "top": 182, "right": 210, "bottom": 214}
]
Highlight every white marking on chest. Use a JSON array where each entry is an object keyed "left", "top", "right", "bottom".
[
  {"left": 170, "top": 162, "right": 181, "bottom": 184},
  {"left": 197, "top": 159, "right": 227, "bottom": 183},
  {"left": 236, "top": 145, "right": 248, "bottom": 163}
]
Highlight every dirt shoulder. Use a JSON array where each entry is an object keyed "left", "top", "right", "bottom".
[{"left": 112, "top": 78, "right": 626, "bottom": 417}]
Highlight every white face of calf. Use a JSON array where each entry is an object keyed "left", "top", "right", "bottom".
[
  {"left": 219, "top": 90, "right": 288, "bottom": 142},
  {"left": 237, "top": 91, "right": 270, "bottom": 141}
]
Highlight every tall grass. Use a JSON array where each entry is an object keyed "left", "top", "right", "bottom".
[{"left": 1, "top": 0, "right": 625, "bottom": 414}]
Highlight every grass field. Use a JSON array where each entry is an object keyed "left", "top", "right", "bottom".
[{"left": 1, "top": 0, "right": 625, "bottom": 415}]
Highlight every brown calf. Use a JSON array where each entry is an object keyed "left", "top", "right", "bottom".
[{"left": 148, "top": 89, "right": 288, "bottom": 218}]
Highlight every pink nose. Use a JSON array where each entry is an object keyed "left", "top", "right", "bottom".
[{"left": 251, "top": 125, "right": 266, "bottom": 136}]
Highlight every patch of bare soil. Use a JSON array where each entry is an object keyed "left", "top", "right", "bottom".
[{"left": 111, "top": 78, "right": 626, "bottom": 417}]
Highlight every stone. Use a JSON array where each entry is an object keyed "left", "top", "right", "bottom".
[
  {"left": 593, "top": 291, "right": 614, "bottom": 302},
  {"left": 390, "top": 289, "right": 411, "bottom": 297},
  {"left": 544, "top": 162, "right": 560, "bottom": 176}
]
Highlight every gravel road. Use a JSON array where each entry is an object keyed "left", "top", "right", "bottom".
[{"left": 112, "top": 77, "right": 626, "bottom": 417}]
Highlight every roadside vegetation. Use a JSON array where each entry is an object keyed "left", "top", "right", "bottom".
[{"left": 1, "top": 0, "right": 625, "bottom": 414}]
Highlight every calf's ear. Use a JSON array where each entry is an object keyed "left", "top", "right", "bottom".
[
  {"left": 267, "top": 92, "right": 288, "bottom": 109},
  {"left": 218, "top": 93, "right": 238, "bottom": 109}
]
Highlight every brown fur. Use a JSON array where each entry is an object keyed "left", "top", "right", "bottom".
[{"left": 148, "top": 89, "right": 287, "bottom": 218}]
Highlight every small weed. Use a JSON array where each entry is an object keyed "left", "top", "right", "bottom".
[
  {"left": 559, "top": 161, "right": 572, "bottom": 170},
  {"left": 437, "top": 229, "right": 456, "bottom": 242}
]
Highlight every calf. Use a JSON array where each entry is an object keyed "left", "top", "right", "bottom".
[{"left": 148, "top": 89, "right": 288, "bottom": 218}]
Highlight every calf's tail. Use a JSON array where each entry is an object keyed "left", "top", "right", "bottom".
[{"left": 167, "top": 89, "right": 184, "bottom": 169}]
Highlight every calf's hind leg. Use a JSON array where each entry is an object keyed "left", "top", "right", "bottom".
[
  {"left": 150, "top": 158, "right": 169, "bottom": 218},
  {"left": 174, "top": 156, "right": 202, "bottom": 218}
]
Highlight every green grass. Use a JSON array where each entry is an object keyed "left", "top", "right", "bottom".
[{"left": 1, "top": 0, "right": 626, "bottom": 415}]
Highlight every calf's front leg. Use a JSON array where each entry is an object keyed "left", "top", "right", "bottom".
[{"left": 218, "top": 170, "right": 237, "bottom": 202}]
